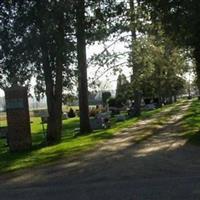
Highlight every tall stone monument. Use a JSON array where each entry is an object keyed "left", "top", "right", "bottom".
[{"left": 5, "top": 86, "right": 32, "bottom": 152}]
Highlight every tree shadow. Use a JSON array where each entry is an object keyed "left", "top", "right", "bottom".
[{"left": 0, "top": 100, "right": 193, "bottom": 179}]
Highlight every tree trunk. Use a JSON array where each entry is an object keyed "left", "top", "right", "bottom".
[
  {"left": 39, "top": 9, "right": 64, "bottom": 144},
  {"left": 76, "top": 0, "right": 91, "bottom": 134},
  {"left": 47, "top": 10, "right": 64, "bottom": 144},
  {"left": 41, "top": 41, "right": 62, "bottom": 144},
  {"left": 174, "top": 95, "right": 177, "bottom": 102},
  {"left": 193, "top": 47, "right": 200, "bottom": 95},
  {"left": 132, "top": 91, "right": 141, "bottom": 116},
  {"left": 130, "top": 0, "right": 141, "bottom": 116},
  {"left": 47, "top": 99, "right": 62, "bottom": 144},
  {"left": 155, "top": 64, "right": 162, "bottom": 107},
  {"left": 169, "top": 95, "right": 173, "bottom": 104}
]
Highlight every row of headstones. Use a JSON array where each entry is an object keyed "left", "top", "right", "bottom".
[
  {"left": 1, "top": 86, "right": 139, "bottom": 152},
  {"left": 1, "top": 86, "right": 121, "bottom": 151}
]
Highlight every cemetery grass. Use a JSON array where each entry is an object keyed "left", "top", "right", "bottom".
[{"left": 0, "top": 102, "right": 183, "bottom": 174}]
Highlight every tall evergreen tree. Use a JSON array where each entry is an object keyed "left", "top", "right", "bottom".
[
  {"left": 0, "top": 1, "right": 75, "bottom": 144},
  {"left": 75, "top": 0, "right": 91, "bottom": 134}
]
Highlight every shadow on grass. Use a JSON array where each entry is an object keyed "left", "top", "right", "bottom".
[
  {"left": 0, "top": 100, "right": 188, "bottom": 174},
  {"left": 133, "top": 128, "right": 158, "bottom": 145},
  {"left": 177, "top": 99, "right": 200, "bottom": 145},
  {"left": 91, "top": 131, "right": 115, "bottom": 140}
]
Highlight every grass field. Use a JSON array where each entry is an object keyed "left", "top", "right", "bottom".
[{"left": 0, "top": 101, "right": 187, "bottom": 174}]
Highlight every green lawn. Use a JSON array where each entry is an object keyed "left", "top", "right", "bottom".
[
  {"left": 0, "top": 101, "right": 184, "bottom": 174},
  {"left": 181, "top": 99, "right": 200, "bottom": 145}
]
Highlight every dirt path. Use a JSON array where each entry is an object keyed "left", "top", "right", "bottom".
[{"left": 1, "top": 101, "right": 200, "bottom": 200}]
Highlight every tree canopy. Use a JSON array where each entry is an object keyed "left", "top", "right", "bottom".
[{"left": 141, "top": 0, "right": 200, "bottom": 92}]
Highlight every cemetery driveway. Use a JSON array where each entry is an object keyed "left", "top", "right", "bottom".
[{"left": 1, "top": 101, "right": 200, "bottom": 200}]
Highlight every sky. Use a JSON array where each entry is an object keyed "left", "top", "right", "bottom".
[
  {"left": 86, "top": 38, "right": 131, "bottom": 91},
  {"left": 0, "top": 90, "right": 3, "bottom": 97}
]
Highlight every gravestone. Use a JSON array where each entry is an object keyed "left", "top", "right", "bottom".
[
  {"left": 90, "top": 117, "right": 104, "bottom": 130},
  {"left": 5, "top": 86, "right": 32, "bottom": 152},
  {"left": 145, "top": 103, "right": 156, "bottom": 110},
  {"left": 96, "top": 111, "right": 111, "bottom": 120},
  {"left": 115, "top": 114, "right": 126, "bottom": 122}
]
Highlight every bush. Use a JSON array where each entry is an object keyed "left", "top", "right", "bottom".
[
  {"left": 108, "top": 98, "right": 122, "bottom": 116},
  {"left": 102, "top": 91, "right": 111, "bottom": 106},
  {"left": 68, "top": 108, "right": 76, "bottom": 118},
  {"left": 108, "top": 98, "right": 123, "bottom": 108}
]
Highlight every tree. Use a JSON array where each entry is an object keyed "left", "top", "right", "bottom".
[
  {"left": 37, "top": 1, "right": 65, "bottom": 144},
  {"left": 116, "top": 74, "right": 131, "bottom": 104},
  {"left": 142, "top": 0, "right": 200, "bottom": 93},
  {"left": 0, "top": 1, "right": 76, "bottom": 144},
  {"left": 75, "top": 0, "right": 91, "bottom": 134},
  {"left": 29, "top": 1, "right": 76, "bottom": 144},
  {"left": 132, "top": 34, "right": 187, "bottom": 105},
  {"left": 75, "top": 0, "right": 126, "bottom": 133},
  {"left": 129, "top": 0, "right": 148, "bottom": 116},
  {"left": 149, "top": 37, "right": 187, "bottom": 104},
  {"left": 102, "top": 91, "right": 111, "bottom": 106}
]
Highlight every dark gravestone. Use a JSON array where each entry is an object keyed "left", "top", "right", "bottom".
[{"left": 5, "top": 86, "right": 32, "bottom": 152}]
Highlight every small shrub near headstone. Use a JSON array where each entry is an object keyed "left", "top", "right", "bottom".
[
  {"left": 108, "top": 98, "right": 123, "bottom": 116},
  {"left": 102, "top": 91, "right": 111, "bottom": 106},
  {"left": 108, "top": 98, "right": 123, "bottom": 108},
  {"left": 68, "top": 108, "right": 76, "bottom": 118}
]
